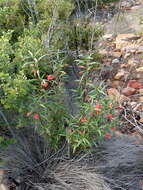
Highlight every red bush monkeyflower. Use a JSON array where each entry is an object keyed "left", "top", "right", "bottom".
[
  {"left": 47, "top": 75, "right": 54, "bottom": 80},
  {"left": 104, "top": 132, "right": 111, "bottom": 139},
  {"left": 33, "top": 114, "right": 39, "bottom": 119},
  {"left": 95, "top": 110, "right": 102, "bottom": 114},
  {"left": 80, "top": 117, "right": 88, "bottom": 123},
  {"left": 41, "top": 81, "right": 49, "bottom": 88},
  {"left": 95, "top": 104, "right": 102, "bottom": 109},
  {"left": 26, "top": 112, "right": 32, "bottom": 117},
  {"left": 106, "top": 114, "right": 113, "bottom": 120},
  {"left": 111, "top": 127, "right": 116, "bottom": 131}
]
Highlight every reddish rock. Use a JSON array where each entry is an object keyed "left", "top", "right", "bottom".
[
  {"left": 127, "top": 80, "right": 143, "bottom": 89},
  {"left": 122, "top": 87, "right": 136, "bottom": 96}
]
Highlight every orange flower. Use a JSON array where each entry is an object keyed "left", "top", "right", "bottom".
[
  {"left": 26, "top": 112, "right": 32, "bottom": 117},
  {"left": 95, "top": 104, "right": 102, "bottom": 109},
  {"left": 95, "top": 110, "right": 102, "bottom": 114},
  {"left": 104, "top": 133, "right": 111, "bottom": 139},
  {"left": 106, "top": 114, "right": 113, "bottom": 120},
  {"left": 47, "top": 75, "right": 54, "bottom": 80},
  {"left": 41, "top": 81, "right": 49, "bottom": 88},
  {"left": 33, "top": 114, "right": 39, "bottom": 119},
  {"left": 80, "top": 117, "right": 88, "bottom": 123},
  {"left": 111, "top": 127, "right": 116, "bottom": 131}
]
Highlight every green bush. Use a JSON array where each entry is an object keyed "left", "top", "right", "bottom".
[{"left": 0, "top": 0, "right": 120, "bottom": 153}]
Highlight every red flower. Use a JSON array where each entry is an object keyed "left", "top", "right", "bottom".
[
  {"left": 95, "top": 110, "right": 102, "bottom": 114},
  {"left": 26, "top": 112, "right": 32, "bottom": 117},
  {"left": 116, "top": 105, "right": 124, "bottom": 110},
  {"left": 95, "top": 104, "right": 102, "bottom": 109},
  {"left": 104, "top": 133, "right": 111, "bottom": 139},
  {"left": 111, "top": 127, "right": 116, "bottom": 131},
  {"left": 106, "top": 114, "right": 113, "bottom": 120},
  {"left": 47, "top": 75, "right": 54, "bottom": 80},
  {"left": 33, "top": 114, "right": 39, "bottom": 119},
  {"left": 80, "top": 117, "right": 88, "bottom": 123},
  {"left": 41, "top": 82, "right": 49, "bottom": 88}
]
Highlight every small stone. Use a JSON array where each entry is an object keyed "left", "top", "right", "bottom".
[
  {"left": 111, "top": 80, "right": 120, "bottom": 88},
  {"left": 114, "top": 70, "right": 125, "bottom": 80},
  {"left": 136, "top": 67, "right": 143, "bottom": 72},
  {"left": 103, "top": 34, "right": 113, "bottom": 41},
  {"left": 107, "top": 88, "right": 129, "bottom": 103},
  {"left": 130, "top": 102, "right": 137, "bottom": 108},
  {"left": 0, "top": 184, "right": 8, "bottom": 190},
  {"left": 139, "top": 96, "right": 143, "bottom": 102},
  {"left": 99, "top": 49, "right": 108, "bottom": 56},
  {"left": 124, "top": 53, "right": 131, "bottom": 59},
  {"left": 115, "top": 34, "right": 137, "bottom": 49},
  {"left": 139, "top": 89, "right": 143, "bottom": 95},
  {"left": 140, "top": 116, "right": 143, "bottom": 123},
  {"left": 136, "top": 46, "right": 143, "bottom": 53},
  {"left": 112, "top": 51, "right": 122, "bottom": 58},
  {"left": 128, "top": 59, "right": 138, "bottom": 66},
  {"left": 120, "top": 64, "right": 129, "bottom": 68},
  {"left": 128, "top": 80, "right": 143, "bottom": 89},
  {"left": 122, "top": 87, "right": 136, "bottom": 96},
  {"left": 112, "top": 58, "right": 120, "bottom": 64}
]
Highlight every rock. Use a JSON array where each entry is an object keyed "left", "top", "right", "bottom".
[
  {"left": 0, "top": 184, "right": 8, "bottom": 190},
  {"left": 136, "top": 46, "right": 143, "bottom": 53},
  {"left": 128, "top": 58, "right": 138, "bottom": 67},
  {"left": 124, "top": 53, "right": 131, "bottom": 59},
  {"left": 120, "top": 64, "right": 129, "bottom": 68},
  {"left": 107, "top": 88, "right": 129, "bottom": 103},
  {"left": 114, "top": 70, "right": 125, "bottom": 80},
  {"left": 112, "top": 58, "right": 120, "bottom": 64},
  {"left": 139, "top": 89, "right": 143, "bottom": 95},
  {"left": 111, "top": 80, "right": 120, "bottom": 88},
  {"left": 136, "top": 67, "right": 143, "bottom": 72},
  {"left": 121, "top": 1, "right": 134, "bottom": 8},
  {"left": 103, "top": 34, "right": 114, "bottom": 41},
  {"left": 139, "top": 96, "right": 143, "bottom": 102},
  {"left": 123, "top": 44, "right": 139, "bottom": 53},
  {"left": 140, "top": 115, "right": 143, "bottom": 123},
  {"left": 112, "top": 51, "right": 122, "bottom": 58},
  {"left": 127, "top": 80, "right": 143, "bottom": 89},
  {"left": 122, "top": 87, "right": 136, "bottom": 96},
  {"left": 99, "top": 49, "right": 108, "bottom": 56},
  {"left": 115, "top": 34, "right": 137, "bottom": 49}
]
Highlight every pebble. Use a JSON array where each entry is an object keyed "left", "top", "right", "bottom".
[
  {"left": 114, "top": 70, "right": 125, "bottom": 80},
  {"left": 136, "top": 67, "right": 143, "bottom": 72},
  {"left": 122, "top": 87, "right": 136, "bottom": 96},
  {"left": 112, "top": 58, "right": 120, "bottom": 64}
]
